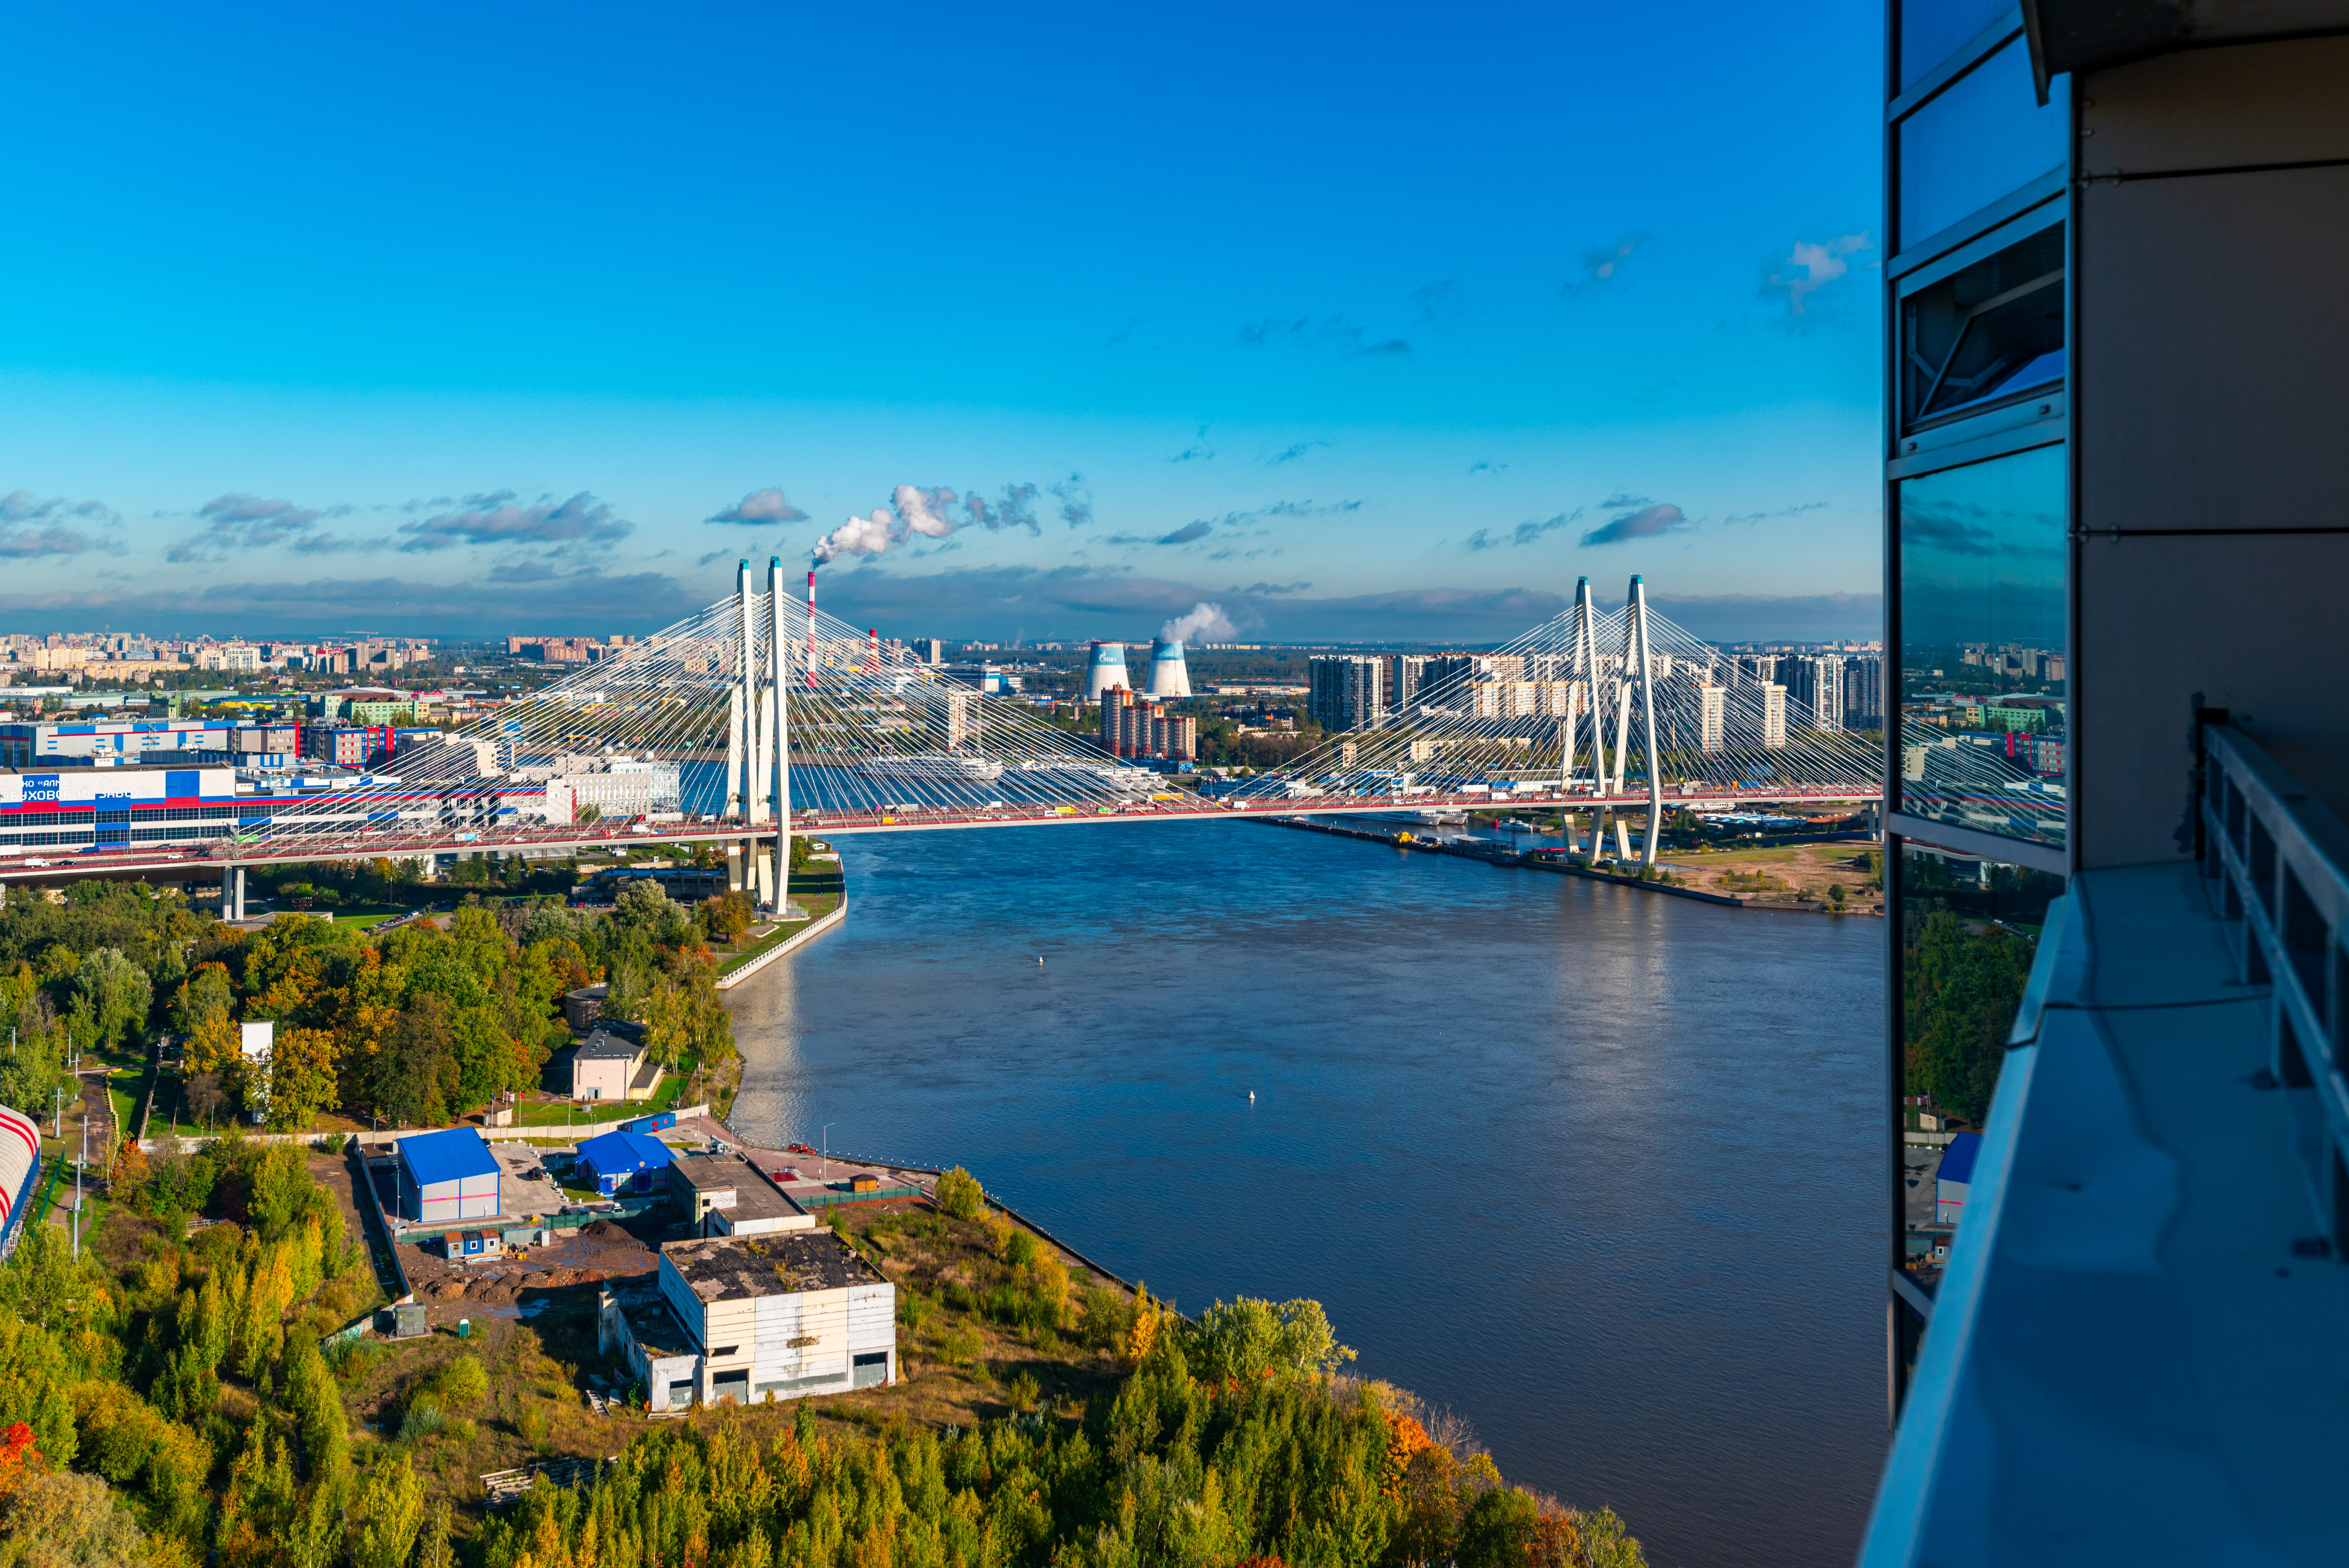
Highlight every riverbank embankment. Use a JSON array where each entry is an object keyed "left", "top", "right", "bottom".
[{"left": 1258, "top": 814, "right": 1883, "bottom": 915}]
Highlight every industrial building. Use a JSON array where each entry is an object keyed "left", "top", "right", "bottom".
[
  {"left": 1932, "top": 1132, "right": 1980, "bottom": 1227},
  {"left": 0, "top": 717, "right": 279, "bottom": 768},
  {"left": 668, "top": 1150, "right": 819, "bottom": 1238},
  {"left": 1081, "top": 641, "right": 1130, "bottom": 700},
  {"left": 0, "top": 764, "right": 245, "bottom": 852},
  {"left": 395, "top": 1127, "right": 502, "bottom": 1224},
  {"left": 1143, "top": 638, "right": 1191, "bottom": 698},
  {"left": 576, "top": 1127, "right": 674, "bottom": 1195},
  {"left": 598, "top": 1229, "right": 895, "bottom": 1411},
  {"left": 0, "top": 1104, "right": 40, "bottom": 1260}
]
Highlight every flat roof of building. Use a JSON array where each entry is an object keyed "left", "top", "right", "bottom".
[
  {"left": 660, "top": 1230, "right": 879, "bottom": 1303},
  {"left": 670, "top": 1151, "right": 809, "bottom": 1223},
  {"left": 606, "top": 1276, "right": 695, "bottom": 1358}
]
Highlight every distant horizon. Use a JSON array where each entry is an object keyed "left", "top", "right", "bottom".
[{"left": 0, "top": 5, "right": 1883, "bottom": 649}]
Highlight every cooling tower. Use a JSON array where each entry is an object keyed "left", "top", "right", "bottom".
[
  {"left": 1082, "top": 640, "right": 1130, "bottom": 700},
  {"left": 1145, "top": 638, "right": 1191, "bottom": 698}
]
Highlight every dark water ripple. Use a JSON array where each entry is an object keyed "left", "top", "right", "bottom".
[{"left": 725, "top": 819, "right": 1886, "bottom": 1568}]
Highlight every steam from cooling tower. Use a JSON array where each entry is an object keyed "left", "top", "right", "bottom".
[
  {"left": 1160, "top": 601, "right": 1235, "bottom": 644},
  {"left": 1082, "top": 640, "right": 1130, "bottom": 701},
  {"left": 811, "top": 481, "right": 1050, "bottom": 563}
]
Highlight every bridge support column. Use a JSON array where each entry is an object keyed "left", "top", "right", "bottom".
[
  {"left": 1629, "top": 575, "right": 1663, "bottom": 868},
  {"left": 725, "top": 842, "right": 743, "bottom": 893},
  {"left": 768, "top": 557, "right": 791, "bottom": 912},
  {"left": 222, "top": 864, "right": 245, "bottom": 922}
]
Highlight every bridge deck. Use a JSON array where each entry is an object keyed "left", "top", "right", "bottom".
[{"left": 0, "top": 787, "right": 1875, "bottom": 885}]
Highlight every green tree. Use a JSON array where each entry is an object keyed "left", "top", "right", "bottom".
[
  {"left": 935, "top": 1166, "right": 984, "bottom": 1221},
  {"left": 343, "top": 1454, "right": 424, "bottom": 1568},
  {"left": 1456, "top": 1486, "right": 1540, "bottom": 1568},
  {"left": 0, "top": 1471, "right": 148, "bottom": 1568},
  {"left": 72, "top": 948, "right": 152, "bottom": 1047}
]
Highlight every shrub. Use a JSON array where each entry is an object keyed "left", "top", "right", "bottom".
[
  {"left": 426, "top": 1356, "right": 489, "bottom": 1409},
  {"left": 396, "top": 1399, "right": 444, "bottom": 1443},
  {"left": 1002, "top": 1229, "right": 1038, "bottom": 1269},
  {"left": 1006, "top": 1371, "right": 1040, "bottom": 1412},
  {"left": 934, "top": 1167, "right": 983, "bottom": 1221}
]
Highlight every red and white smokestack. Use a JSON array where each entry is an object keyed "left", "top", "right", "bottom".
[
  {"left": 805, "top": 567, "right": 818, "bottom": 690},
  {"left": 867, "top": 628, "right": 879, "bottom": 673}
]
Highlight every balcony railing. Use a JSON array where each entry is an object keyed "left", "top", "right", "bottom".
[
  {"left": 1861, "top": 720, "right": 2347, "bottom": 1566},
  {"left": 2200, "top": 722, "right": 2349, "bottom": 1247}
]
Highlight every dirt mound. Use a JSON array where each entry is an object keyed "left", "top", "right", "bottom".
[
  {"left": 583, "top": 1219, "right": 629, "bottom": 1241},
  {"left": 430, "top": 1281, "right": 467, "bottom": 1301}
]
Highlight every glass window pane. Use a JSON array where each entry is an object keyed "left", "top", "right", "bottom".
[
  {"left": 1899, "top": 0, "right": 2012, "bottom": 91},
  {"left": 1897, "top": 40, "right": 2067, "bottom": 249},
  {"left": 1902, "top": 223, "right": 2064, "bottom": 431},
  {"left": 1897, "top": 444, "right": 2066, "bottom": 848},
  {"left": 1896, "top": 845, "right": 2062, "bottom": 1296}
]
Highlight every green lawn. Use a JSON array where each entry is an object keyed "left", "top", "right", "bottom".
[
  {"left": 507, "top": 1060, "right": 693, "bottom": 1129},
  {"left": 714, "top": 889, "right": 842, "bottom": 976}
]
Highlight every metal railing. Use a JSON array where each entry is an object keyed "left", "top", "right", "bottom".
[{"left": 2199, "top": 721, "right": 2349, "bottom": 1248}]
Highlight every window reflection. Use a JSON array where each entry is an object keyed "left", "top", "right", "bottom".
[
  {"left": 1897, "top": 0, "right": 2011, "bottom": 90},
  {"left": 1896, "top": 845, "right": 2062, "bottom": 1295},
  {"left": 1897, "top": 444, "right": 2066, "bottom": 848},
  {"left": 1903, "top": 223, "right": 2062, "bottom": 430},
  {"left": 1897, "top": 40, "right": 2067, "bottom": 248}
]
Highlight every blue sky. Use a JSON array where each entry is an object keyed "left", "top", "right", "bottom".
[{"left": 0, "top": 2, "right": 1885, "bottom": 645}]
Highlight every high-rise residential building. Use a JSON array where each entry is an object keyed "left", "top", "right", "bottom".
[
  {"left": 1387, "top": 654, "right": 1428, "bottom": 710},
  {"left": 1844, "top": 655, "right": 1885, "bottom": 729},
  {"left": 1096, "top": 687, "right": 1194, "bottom": 760},
  {"left": 1733, "top": 653, "right": 1779, "bottom": 687},
  {"left": 1308, "top": 656, "right": 1386, "bottom": 733},
  {"left": 1785, "top": 655, "right": 1846, "bottom": 732},
  {"left": 1697, "top": 685, "right": 1727, "bottom": 753},
  {"left": 1759, "top": 684, "right": 1785, "bottom": 750},
  {"left": 1416, "top": 654, "right": 1488, "bottom": 706},
  {"left": 1863, "top": 11, "right": 2346, "bottom": 1557}
]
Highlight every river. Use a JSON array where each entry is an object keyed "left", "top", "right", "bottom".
[{"left": 724, "top": 817, "right": 1887, "bottom": 1568}]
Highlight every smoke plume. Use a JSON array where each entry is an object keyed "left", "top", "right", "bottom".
[
  {"left": 812, "top": 481, "right": 1050, "bottom": 563},
  {"left": 1159, "top": 601, "right": 1236, "bottom": 644}
]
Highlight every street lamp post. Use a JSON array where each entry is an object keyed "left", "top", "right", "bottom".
[{"left": 822, "top": 1123, "right": 834, "bottom": 1181}]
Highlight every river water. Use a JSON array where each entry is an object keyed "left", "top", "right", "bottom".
[{"left": 725, "top": 818, "right": 1887, "bottom": 1568}]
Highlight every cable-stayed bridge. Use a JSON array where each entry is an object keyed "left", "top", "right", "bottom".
[{"left": 0, "top": 563, "right": 1884, "bottom": 907}]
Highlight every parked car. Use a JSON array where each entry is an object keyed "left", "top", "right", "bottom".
[{"left": 787, "top": 1142, "right": 815, "bottom": 1155}]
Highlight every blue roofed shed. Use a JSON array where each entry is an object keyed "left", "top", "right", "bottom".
[
  {"left": 577, "top": 1128, "right": 674, "bottom": 1196},
  {"left": 396, "top": 1127, "right": 502, "bottom": 1223},
  {"left": 1935, "top": 1131, "right": 1983, "bottom": 1226}
]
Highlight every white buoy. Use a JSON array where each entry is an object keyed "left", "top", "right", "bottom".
[
  {"left": 1248, "top": 1090, "right": 1256, "bottom": 1102},
  {"left": 1037, "top": 955, "right": 1045, "bottom": 965}
]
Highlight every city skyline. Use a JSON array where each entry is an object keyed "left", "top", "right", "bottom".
[{"left": 0, "top": 1, "right": 1885, "bottom": 646}]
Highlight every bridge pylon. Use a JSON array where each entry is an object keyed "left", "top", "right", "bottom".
[{"left": 767, "top": 556, "right": 791, "bottom": 912}]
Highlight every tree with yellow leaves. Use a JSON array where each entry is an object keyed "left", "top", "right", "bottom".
[
  {"left": 1124, "top": 1284, "right": 1163, "bottom": 1368},
  {"left": 262, "top": 1027, "right": 337, "bottom": 1131}
]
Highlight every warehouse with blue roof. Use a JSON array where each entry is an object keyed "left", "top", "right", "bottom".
[
  {"left": 577, "top": 1128, "right": 674, "bottom": 1196},
  {"left": 1935, "top": 1131, "right": 1983, "bottom": 1227},
  {"left": 396, "top": 1126, "right": 502, "bottom": 1223}
]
